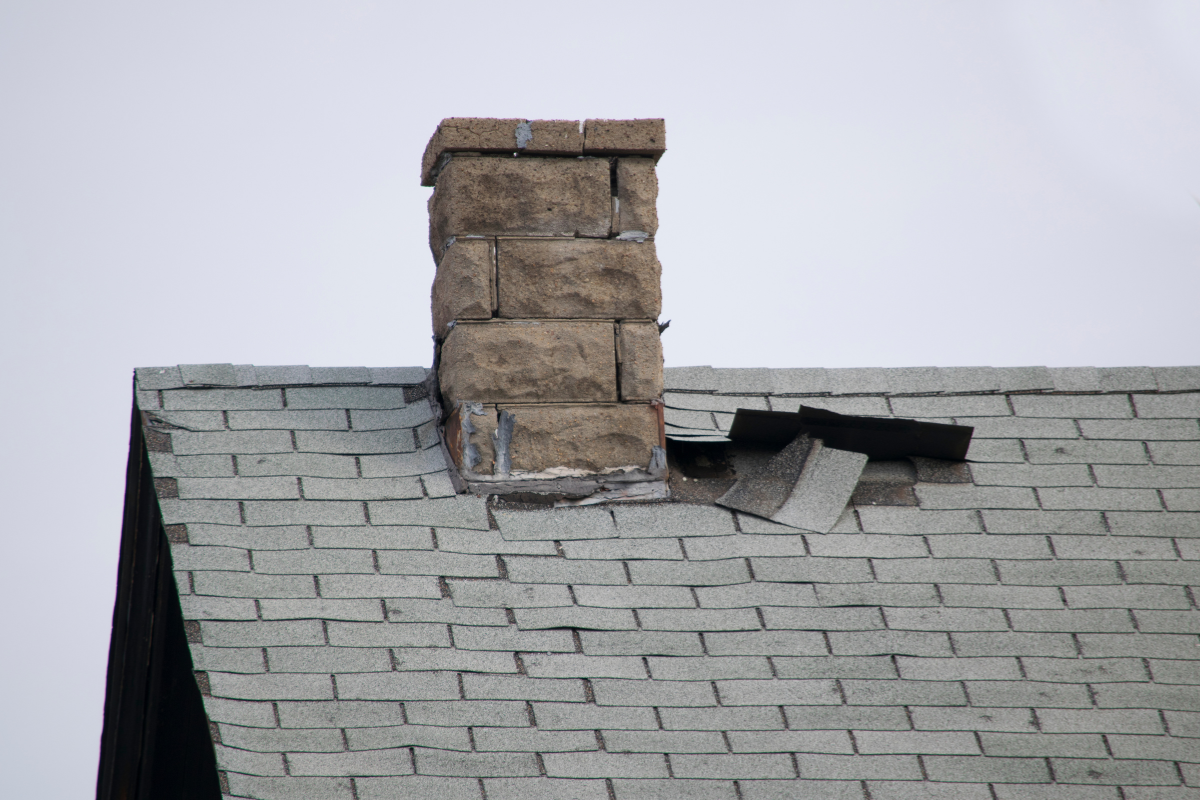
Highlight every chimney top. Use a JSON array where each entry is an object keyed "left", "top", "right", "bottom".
[{"left": 421, "top": 117, "right": 666, "bottom": 186}]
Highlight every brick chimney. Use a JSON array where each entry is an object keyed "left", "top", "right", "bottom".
[{"left": 424, "top": 118, "right": 666, "bottom": 488}]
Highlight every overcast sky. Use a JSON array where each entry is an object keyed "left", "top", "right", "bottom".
[{"left": 2, "top": 1, "right": 1198, "bottom": 794}]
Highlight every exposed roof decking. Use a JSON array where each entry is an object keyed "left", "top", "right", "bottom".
[{"left": 136, "top": 364, "right": 1200, "bottom": 799}]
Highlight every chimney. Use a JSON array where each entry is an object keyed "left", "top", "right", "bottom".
[{"left": 424, "top": 117, "right": 666, "bottom": 490}]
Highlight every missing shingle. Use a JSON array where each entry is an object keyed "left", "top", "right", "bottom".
[{"left": 165, "top": 524, "right": 189, "bottom": 544}]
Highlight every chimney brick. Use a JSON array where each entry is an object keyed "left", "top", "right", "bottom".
[{"left": 426, "top": 118, "right": 666, "bottom": 482}]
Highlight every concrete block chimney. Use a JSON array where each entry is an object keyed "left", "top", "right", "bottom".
[{"left": 424, "top": 118, "right": 666, "bottom": 487}]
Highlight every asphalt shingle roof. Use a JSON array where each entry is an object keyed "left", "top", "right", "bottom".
[{"left": 136, "top": 363, "right": 1200, "bottom": 799}]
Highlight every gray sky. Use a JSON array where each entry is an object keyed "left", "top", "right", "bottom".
[{"left": 1, "top": 1, "right": 1197, "bottom": 793}]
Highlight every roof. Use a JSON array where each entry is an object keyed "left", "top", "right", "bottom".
[{"left": 131, "top": 362, "right": 1200, "bottom": 799}]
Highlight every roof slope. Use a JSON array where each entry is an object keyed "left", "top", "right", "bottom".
[{"left": 133, "top": 363, "right": 1200, "bottom": 799}]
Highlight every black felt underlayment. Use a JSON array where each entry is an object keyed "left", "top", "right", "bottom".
[{"left": 727, "top": 406, "right": 974, "bottom": 461}]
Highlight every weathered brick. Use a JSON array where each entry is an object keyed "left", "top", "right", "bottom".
[
  {"left": 618, "top": 321, "right": 663, "bottom": 401},
  {"left": 432, "top": 238, "right": 494, "bottom": 336},
  {"left": 582, "top": 118, "right": 666, "bottom": 156},
  {"left": 429, "top": 157, "right": 611, "bottom": 253},
  {"left": 499, "top": 403, "right": 661, "bottom": 473},
  {"left": 615, "top": 158, "right": 658, "bottom": 236}
]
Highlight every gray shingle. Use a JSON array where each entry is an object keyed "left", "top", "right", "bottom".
[
  {"left": 218, "top": 722, "right": 345, "bottom": 752},
  {"left": 1081, "top": 418, "right": 1200, "bottom": 440},
  {"left": 461, "top": 675, "right": 583, "bottom": 702},
  {"left": 857, "top": 508, "right": 981, "bottom": 534},
  {"left": 326, "top": 621, "right": 450, "bottom": 648},
  {"left": 751, "top": 556, "right": 873, "bottom": 583},
  {"left": 1025, "top": 439, "right": 1149, "bottom": 465},
  {"left": 613, "top": 504, "right": 735, "bottom": 537},
  {"left": 1077, "top": 633, "right": 1200, "bottom": 659},
  {"left": 927, "top": 534, "right": 1051, "bottom": 559},
  {"left": 542, "top": 752, "right": 667, "bottom": 779},
  {"left": 1011, "top": 395, "right": 1132, "bottom": 418},
  {"left": 922, "top": 755, "right": 1050, "bottom": 783},
  {"left": 1038, "top": 487, "right": 1163, "bottom": 511},
  {"left": 485, "top": 778, "right": 608, "bottom": 800},
  {"left": 715, "top": 678, "right": 840, "bottom": 706},
  {"left": 504, "top": 557, "right": 625, "bottom": 585},
  {"left": 647, "top": 656, "right": 773, "bottom": 680},
  {"left": 435, "top": 529, "right": 557, "bottom": 556},
  {"left": 226, "top": 775, "right": 355, "bottom": 799},
  {"left": 136, "top": 366, "right": 184, "bottom": 389},
  {"left": 401, "top": 700, "right": 529, "bottom": 727},
  {"left": 236, "top": 452, "right": 360, "bottom": 478},
  {"left": 227, "top": 409, "right": 349, "bottom": 430},
  {"left": 147, "top": 410, "right": 227, "bottom": 430},
  {"left": 521, "top": 653, "right": 645, "bottom": 678},
  {"left": 494, "top": 507, "right": 616, "bottom": 540},
  {"left": 591, "top": 678, "right": 715, "bottom": 707},
  {"left": 1156, "top": 367, "right": 1200, "bottom": 392},
  {"left": 176, "top": 477, "right": 299, "bottom": 500},
  {"left": 242, "top": 500, "right": 366, "bottom": 526},
  {"left": 572, "top": 584, "right": 695, "bottom": 608},
  {"left": 883, "top": 608, "right": 1007, "bottom": 632},
  {"left": 983, "top": 510, "right": 1107, "bottom": 534},
  {"left": 890, "top": 395, "right": 1012, "bottom": 418},
  {"left": 192, "top": 571, "right": 316, "bottom": 598},
  {"left": 163, "top": 388, "right": 284, "bottom": 411},
  {"left": 265, "top": 647, "right": 391, "bottom": 673},
  {"left": 149, "top": 453, "right": 236, "bottom": 478},
  {"left": 347, "top": 726, "right": 472, "bottom": 752},
  {"left": 173, "top": 429, "right": 296, "bottom": 456},
  {"left": 957, "top": 417, "right": 1077, "bottom": 439},
  {"left": 367, "top": 496, "right": 490, "bottom": 529},
  {"left": 386, "top": 598, "right": 508, "bottom": 626},
  {"left": 170, "top": 545, "right": 249, "bottom": 571},
  {"left": 1049, "top": 367, "right": 1101, "bottom": 393},
  {"left": 840, "top": 680, "right": 967, "bottom": 706},
  {"left": 189, "top": 645, "right": 264, "bottom": 671},
  {"left": 939, "top": 584, "right": 1063, "bottom": 608},
  {"left": 854, "top": 730, "right": 978, "bottom": 755},
  {"left": 604, "top": 730, "right": 727, "bottom": 754},
  {"left": 806, "top": 534, "right": 927, "bottom": 559},
  {"left": 659, "top": 705, "right": 783, "bottom": 730},
  {"left": 895, "top": 656, "right": 1021, "bottom": 680},
  {"left": 311, "top": 525, "right": 431, "bottom": 549},
  {"left": 1147, "top": 658, "right": 1200, "bottom": 683},
  {"left": 1133, "top": 610, "right": 1200, "bottom": 634},
  {"left": 966, "top": 439, "right": 1027, "bottom": 463},
  {"left": 179, "top": 363, "right": 239, "bottom": 387},
  {"left": 671, "top": 753, "right": 795, "bottom": 779},
  {"left": 317, "top": 574, "right": 441, "bottom": 599},
  {"left": 296, "top": 429, "right": 416, "bottom": 454},
  {"left": 359, "top": 448, "right": 450, "bottom": 478},
  {"left": 253, "top": 548, "right": 374, "bottom": 574},
  {"left": 414, "top": 749, "right": 539, "bottom": 778},
  {"left": 561, "top": 538, "right": 682, "bottom": 561},
  {"left": 208, "top": 672, "right": 333, "bottom": 700},
  {"left": 1165, "top": 710, "right": 1200, "bottom": 737},
  {"left": 950, "top": 632, "right": 1077, "bottom": 657},
  {"left": 816, "top": 583, "right": 940, "bottom": 607},
  {"left": 627, "top": 559, "right": 749, "bottom": 586},
  {"left": 579, "top": 631, "right": 704, "bottom": 656},
  {"left": 694, "top": 582, "right": 819, "bottom": 608},
  {"left": 472, "top": 728, "right": 596, "bottom": 752},
  {"left": 259, "top": 598, "right": 384, "bottom": 621},
  {"left": 388, "top": 648, "right": 516, "bottom": 674},
  {"left": 1150, "top": 441, "right": 1200, "bottom": 465},
  {"left": 872, "top": 558, "right": 996, "bottom": 584},
  {"left": 450, "top": 626, "right": 575, "bottom": 653},
  {"left": 302, "top": 477, "right": 424, "bottom": 500},
  {"left": 868, "top": 781, "right": 992, "bottom": 800},
  {"left": 664, "top": 392, "right": 769, "bottom": 412},
  {"left": 285, "top": 749, "right": 417, "bottom": 777},
  {"left": 1134, "top": 393, "right": 1200, "bottom": 419},
  {"left": 1021, "top": 657, "right": 1147, "bottom": 683},
  {"left": 448, "top": 580, "right": 573, "bottom": 608},
  {"left": 971, "top": 464, "right": 1092, "bottom": 487},
  {"left": 773, "top": 396, "right": 891, "bottom": 416},
  {"left": 251, "top": 365, "right": 313, "bottom": 386},
  {"left": 916, "top": 485, "right": 1038, "bottom": 510},
  {"left": 794, "top": 753, "right": 921, "bottom": 780},
  {"left": 1124, "top": 561, "right": 1200, "bottom": 584},
  {"left": 977, "top": 732, "right": 1108, "bottom": 758},
  {"left": 349, "top": 406, "right": 437, "bottom": 431},
  {"left": 763, "top": 606, "right": 885, "bottom": 631},
  {"left": 369, "top": 366, "right": 428, "bottom": 385},
  {"left": 828, "top": 631, "right": 953, "bottom": 657},
  {"left": 513, "top": 606, "right": 637, "bottom": 631},
  {"left": 725, "top": 729, "right": 853, "bottom": 754},
  {"left": 772, "top": 655, "right": 896, "bottom": 679},
  {"left": 1050, "top": 757, "right": 1180, "bottom": 786},
  {"left": 1108, "top": 734, "right": 1200, "bottom": 762},
  {"left": 200, "top": 620, "right": 324, "bottom": 647},
  {"left": 181, "top": 524, "right": 301, "bottom": 550},
  {"left": 701, "top": 630, "right": 825, "bottom": 656},
  {"left": 1109, "top": 512, "right": 1200, "bottom": 538},
  {"left": 1099, "top": 367, "right": 1159, "bottom": 392},
  {"left": 1051, "top": 535, "right": 1176, "bottom": 560},
  {"left": 157, "top": 496, "right": 241, "bottom": 527},
  {"left": 336, "top": 671, "right": 460, "bottom": 700},
  {"left": 1008, "top": 609, "right": 1132, "bottom": 633},
  {"left": 910, "top": 707, "right": 1037, "bottom": 732},
  {"left": 682, "top": 535, "right": 806, "bottom": 560},
  {"left": 284, "top": 386, "right": 406, "bottom": 409},
  {"left": 963, "top": 681, "right": 1091, "bottom": 708},
  {"left": 1065, "top": 585, "right": 1190, "bottom": 609},
  {"left": 531, "top": 702, "right": 658, "bottom": 730},
  {"left": 1165, "top": 489, "right": 1200, "bottom": 511}
]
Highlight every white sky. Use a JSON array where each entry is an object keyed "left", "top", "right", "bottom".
[{"left": 1, "top": 1, "right": 1198, "bottom": 794}]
